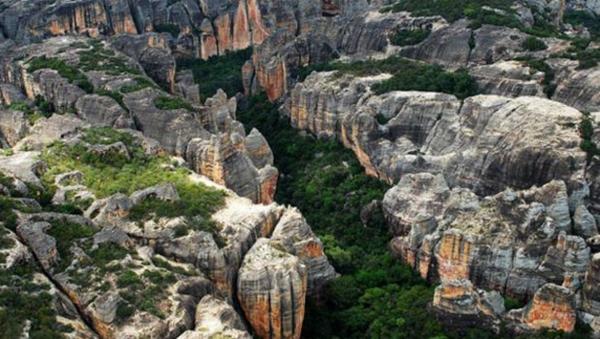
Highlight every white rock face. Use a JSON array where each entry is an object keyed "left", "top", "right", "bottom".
[{"left": 290, "top": 72, "right": 587, "bottom": 196}]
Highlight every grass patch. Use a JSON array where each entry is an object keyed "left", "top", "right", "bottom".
[
  {"left": 41, "top": 127, "right": 226, "bottom": 241},
  {"left": 177, "top": 48, "right": 252, "bottom": 101},
  {"left": 154, "top": 96, "right": 194, "bottom": 111}
]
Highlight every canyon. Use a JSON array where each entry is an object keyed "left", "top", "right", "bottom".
[{"left": 2, "top": 0, "right": 600, "bottom": 338}]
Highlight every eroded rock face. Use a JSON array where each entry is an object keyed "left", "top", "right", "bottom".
[
  {"left": 469, "top": 61, "right": 546, "bottom": 98},
  {"left": 179, "top": 295, "right": 252, "bottom": 339},
  {"left": 238, "top": 238, "right": 308, "bottom": 339},
  {"left": 290, "top": 72, "right": 586, "bottom": 195},
  {"left": 432, "top": 279, "right": 505, "bottom": 331},
  {"left": 0, "top": 36, "right": 277, "bottom": 204},
  {"left": 385, "top": 175, "right": 592, "bottom": 295},
  {"left": 271, "top": 208, "right": 336, "bottom": 297},
  {"left": 506, "top": 283, "right": 577, "bottom": 333},
  {"left": 383, "top": 171, "right": 600, "bottom": 333},
  {"left": 0, "top": 126, "right": 331, "bottom": 338}
]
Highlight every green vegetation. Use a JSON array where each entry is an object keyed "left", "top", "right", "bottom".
[
  {"left": 237, "top": 95, "right": 446, "bottom": 338},
  {"left": 522, "top": 36, "right": 547, "bottom": 51},
  {"left": 28, "top": 56, "right": 93, "bottom": 93},
  {"left": 237, "top": 94, "right": 595, "bottom": 338},
  {"left": 516, "top": 57, "right": 556, "bottom": 98},
  {"left": 117, "top": 268, "right": 177, "bottom": 319},
  {"left": 564, "top": 10, "right": 600, "bottom": 40},
  {"left": 119, "top": 77, "right": 156, "bottom": 93},
  {"left": 154, "top": 23, "right": 181, "bottom": 37},
  {"left": 390, "top": 28, "right": 430, "bottom": 46},
  {"left": 88, "top": 242, "right": 129, "bottom": 269},
  {"left": 3, "top": 96, "right": 55, "bottom": 125},
  {"left": 0, "top": 262, "right": 73, "bottom": 338},
  {"left": 580, "top": 112, "right": 599, "bottom": 162},
  {"left": 381, "top": 0, "right": 559, "bottom": 37},
  {"left": 46, "top": 221, "right": 95, "bottom": 272},
  {"left": 77, "top": 40, "right": 141, "bottom": 76},
  {"left": 41, "top": 127, "right": 226, "bottom": 237},
  {"left": 504, "top": 296, "right": 526, "bottom": 311},
  {"left": 300, "top": 57, "right": 478, "bottom": 99},
  {"left": 154, "top": 95, "right": 194, "bottom": 111},
  {"left": 177, "top": 48, "right": 252, "bottom": 101},
  {"left": 95, "top": 89, "right": 126, "bottom": 109}
]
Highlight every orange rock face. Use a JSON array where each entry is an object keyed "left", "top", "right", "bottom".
[
  {"left": 215, "top": 14, "right": 233, "bottom": 55},
  {"left": 233, "top": 1, "right": 251, "bottom": 50},
  {"left": 48, "top": 2, "right": 109, "bottom": 37},
  {"left": 522, "top": 284, "right": 576, "bottom": 332},
  {"left": 259, "top": 169, "right": 278, "bottom": 205},
  {"left": 435, "top": 231, "right": 474, "bottom": 281},
  {"left": 247, "top": 0, "right": 270, "bottom": 45},
  {"left": 254, "top": 56, "right": 287, "bottom": 102}
]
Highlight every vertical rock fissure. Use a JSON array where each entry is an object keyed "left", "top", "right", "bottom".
[{"left": 13, "top": 231, "right": 101, "bottom": 337}]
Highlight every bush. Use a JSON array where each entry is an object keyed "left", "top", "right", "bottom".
[
  {"left": 521, "top": 37, "right": 547, "bottom": 51},
  {"left": 390, "top": 28, "right": 430, "bottom": 46},
  {"left": 564, "top": 10, "right": 600, "bottom": 40},
  {"left": 46, "top": 221, "right": 95, "bottom": 272},
  {"left": 154, "top": 96, "right": 194, "bottom": 111}
]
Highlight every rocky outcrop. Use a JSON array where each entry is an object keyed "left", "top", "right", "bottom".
[
  {"left": 506, "top": 283, "right": 577, "bottom": 333},
  {"left": 237, "top": 238, "right": 308, "bottom": 339},
  {"left": 432, "top": 279, "right": 505, "bottom": 331},
  {"left": 383, "top": 171, "right": 600, "bottom": 334},
  {"left": 270, "top": 208, "right": 336, "bottom": 297},
  {"left": 247, "top": 10, "right": 445, "bottom": 100},
  {"left": 179, "top": 295, "right": 252, "bottom": 339},
  {"left": 0, "top": 124, "right": 332, "bottom": 338},
  {"left": 469, "top": 61, "right": 546, "bottom": 98},
  {"left": 290, "top": 72, "right": 586, "bottom": 195},
  {"left": 0, "top": 36, "right": 277, "bottom": 204},
  {"left": 111, "top": 33, "right": 176, "bottom": 92}
]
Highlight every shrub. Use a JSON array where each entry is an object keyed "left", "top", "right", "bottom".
[
  {"left": 0, "top": 263, "right": 71, "bottom": 338},
  {"left": 564, "top": 10, "right": 600, "bottom": 40},
  {"left": 77, "top": 41, "right": 141, "bottom": 76},
  {"left": 154, "top": 96, "right": 194, "bottom": 111},
  {"left": 521, "top": 36, "right": 547, "bottom": 51},
  {"left": 117, "top": 270, "right": 142, "bottom": 288},
  {"left": 46, "top": 221, "right": 95, "bottom": 272},
  {"left": 389, "top": 28, "right": 430, "bottom": 46}
]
